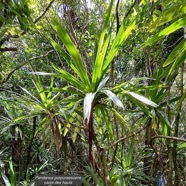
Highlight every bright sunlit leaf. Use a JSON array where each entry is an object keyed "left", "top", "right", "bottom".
[
  {"left": 103, "top": 90, "right": 124, "bottom": 108},
  {"left": 83, "top": 93, "right": 96, "bottom": 123},
  {"left": 127, "top": 92, "right": 159, "bottom": 108}
]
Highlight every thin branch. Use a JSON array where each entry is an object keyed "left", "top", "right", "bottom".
[
  {"left": 0, "top": 0, "right": 55, "bottom": 49},
  {"left": 34, "top": 0, "right": 55, "bottom": 24},
  {"left": 29, "top": 49, "right": 54, "bottom": 60},
  {"left": 103, "top": 129, "right": 186, "bottom": 152},
  {"left": 152, "top": 135, "right": 186, "bottom": 143},
  {"left": 165, "top": 36, "right": 184, "bottom": 49},
  {"left": 104, "top": 126, "right": 146, "bottom": 152},
  {"left": 1, "top": 50, "right": 55, "bottom": 84},
  {"left": 116, "top": 0, "right": 120, "bottom": 32},
  {"left": 1, "top": 61, "right": 28, "bottom": 84},
  {"left": 25, "top": 116, "right": 37, "bottom": 175},
  {"left": 0, "top": 47, "right": 17, "bottom": 52},
  {"left": 125, "top": 0, "right": 139, "bottom": 19}
]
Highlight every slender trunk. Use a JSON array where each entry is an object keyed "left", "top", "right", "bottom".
[
  {"left": 89, "top": 116, "right": 102, "bottom": 177},
  {"left": 88, "top": 111, "right": 94, "bottom": 164},
  {"left": 143, "top": 119, "right": 153, "bottom": 181},
  {"left": 62, "top": 136, "right": 68, "bottom": 174},
  {"left": 93, "top": 134, "right": 111, "bottom": 184},
  {"left": 111, "top": 0, "right": 120, "bottom": 167},
  {"left": 172, "top": 115, "right": 180, "bottom": 186},
  {"left": 172, "top": 29, "right": 185, "bottom": 184},
  {"left": 166, "top": 86, "right": 173, "bottom": 186},
  {"left": 11, "top": 124, "right": 24, "bottom": 181},
  {"left": 25, "top": 116, "right": 37, "bottom": 175}
]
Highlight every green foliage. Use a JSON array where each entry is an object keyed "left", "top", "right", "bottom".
[
  {"left": 1, "top": 158, "right": 16, "bottom": 186},
  {"left": 51, "top": 19, "right": 91, "bottom": 90},
  {"left": 82, "top": 166, "right": 105, "bottom": 186},
  {"left": 0, "top": 0, "right": 186, "bottom": 185}
]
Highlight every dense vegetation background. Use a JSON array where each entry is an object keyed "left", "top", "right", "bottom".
[{"left": 0, "top": 0, "right": 186, "bottom": 185}]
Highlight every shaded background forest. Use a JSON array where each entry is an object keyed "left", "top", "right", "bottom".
[{"left": 0, "top": 0, "right": 186, "bottom": 185}]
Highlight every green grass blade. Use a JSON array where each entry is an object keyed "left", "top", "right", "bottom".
[
  {"left": 20, "top": 86, "right": 42, "bottom": 104},
  {"left": 157, "top": 110, "right": 171, "bottom": 128},
  {"left": 33, "top": 76, "right": 47, "bottom": 102},
  {"left": 123, "top": 93, "right": 152, "bottom": 116},
  {"left": 175, "top": 91, "right": 186, "bottom": 110},
  {"left": 162, "top": 46, "right": 186, "bottom": 85},
  {"left": 111, "top": 108, "right": 128, "bottom": 135},
  {"left": 64, "top": 112, "right": 77, "bottom": 136},
  {"left": 96, "top": 76, "right": 109, "bottom": 92},
  {"left": 72, "top": 115, "right": 81, "bottom": 143},
  {"left": 44, "top": 87, "right": 84, "bottom": 97},
  {"left": 50, "top": 37, "right": 72, "bottom": 63}
]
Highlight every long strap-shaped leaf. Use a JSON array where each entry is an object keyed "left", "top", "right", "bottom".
[
  {"left": 92, "top": 18, "right": 136, "bottom": 90},
  {"left": 91, "top": 0, "right": 114, "bottom": 90},
  {"left": 84, "top": 93, "right": 96, "bottom": 123},
  {"left": 29, "top": 71, "right": 86, "bottom": 93},
  {"left": 148, "top": 4, "right": 186, "bottom": 32},
  {"left": 29, "top": 62, "right": 47, "bottom": 102},
  {"left": 51, "top": 18, "right": 91, "bottom": 89},
  {"left": 163, "top": 38, "right": 186, "bottom": 68},
  {"left": 92, "top": 32, "right": 111, "bottom": 90},
  {"left": 52, "top": 64, "right": 88, "bottom": 92},
  {"left": 102, "top": 20, "right": 136, "bottom": 77},
  {"left": 102, "top": 90, "right": 124, "bottom": 109},
  {"left": 144, "top": 17, "right": 186, "bottom": 46},
  {"left": 50, "top": 38, "right": 86, "bottom": 82},
  {"left": 127, "top": 91, "right": 159, "bottom": 108},
  {"left": 100, "top": 107, "right": 114, "bottom": 141}
]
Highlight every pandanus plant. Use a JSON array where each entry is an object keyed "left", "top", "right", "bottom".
[
  {"left": 48, "top": 0, "right": 136, "bottom": 167},
  {"left": 49, "top": 0, "right": 129, "bottom": 167},
  {"left": 42, "top": 0, "right": 158, "bottom": 171}
]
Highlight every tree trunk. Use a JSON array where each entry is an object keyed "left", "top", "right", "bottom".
[{"left": 166, "top": 87, "right": 173, "bottom": 186}]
